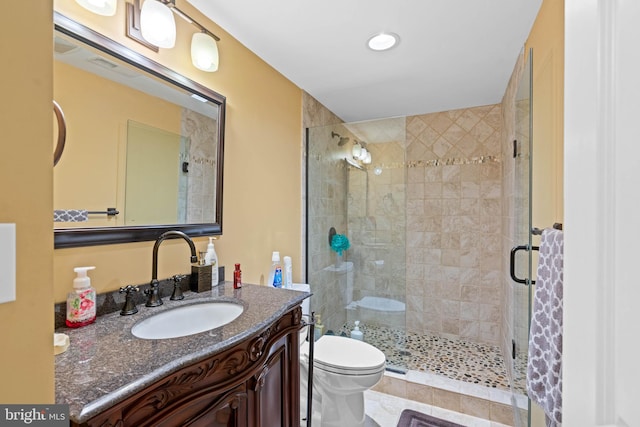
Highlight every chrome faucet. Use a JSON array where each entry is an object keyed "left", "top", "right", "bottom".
[{"left": 145, "top": 230, "right": 198, "bottom": 307}]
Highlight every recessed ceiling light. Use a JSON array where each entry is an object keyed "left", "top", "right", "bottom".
[{"left": 367, "top": 32, "right": 399, "bottom": 51}]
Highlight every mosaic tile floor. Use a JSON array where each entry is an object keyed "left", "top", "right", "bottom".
[{"left": 336, "top": 323, "right": 527, "bottom": 395}]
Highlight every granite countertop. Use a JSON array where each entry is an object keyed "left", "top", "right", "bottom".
[{"left": 55, "top": 282, "right": 309, "bottom": 424}]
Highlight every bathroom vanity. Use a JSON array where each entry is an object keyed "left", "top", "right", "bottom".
[{"left": 55, "top": 283, "right": 306, "bottom": 427}]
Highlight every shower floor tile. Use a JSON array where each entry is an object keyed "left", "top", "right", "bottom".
[{"left": 337, "top": 323, "right": 527, "bottom": 395}]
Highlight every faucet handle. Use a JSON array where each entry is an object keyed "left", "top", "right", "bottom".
[
  {"left": 170, "top": 275, "right": 186, "bottom": 300},
  {"left": 144, "top": 279, "right": 163, "bottom": 307},
  {"left": 119, "top": 285, "right": 139, "bottom": 315}
]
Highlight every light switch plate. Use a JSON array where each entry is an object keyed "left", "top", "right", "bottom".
[{"left": 0, "top": 224, "right": 16, "bottom": 304}]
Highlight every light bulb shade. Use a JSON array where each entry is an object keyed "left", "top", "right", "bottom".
[
  {"left": 352, "top": 143, "right": 362, "bottom": 158},
  {"left": 191, "top": 33, "right": 219, "bottom": 72},
  {"left": 363, "top": 152, "right": 372, "bottom": 164},
  {"left": 358, "top": 147, "right": 368, "bottom": 161},
  {"left": 140, "top": 0, "right": 176, "bottom": 48},
  {"left": 75, "top": 0, "right": 117, "bottom": 16}
]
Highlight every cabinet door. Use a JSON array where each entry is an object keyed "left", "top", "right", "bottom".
[
  {"left": 249, "top": 334, "right": 299, "bottom": 427},
  {"left": 154, "top": 386, "right": 249, "bottom": 427}
]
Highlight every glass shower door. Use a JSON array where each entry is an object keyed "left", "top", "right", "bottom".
[{"left": 511, "top": 49, "right": 533, "bottom": 427}]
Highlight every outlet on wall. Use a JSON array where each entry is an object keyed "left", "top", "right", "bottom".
[{"left": 0, "top": 224, "right": 16, "bottom": 304}]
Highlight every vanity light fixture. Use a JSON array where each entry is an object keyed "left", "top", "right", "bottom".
[
  {"left": 75, "top": 0, "right": 117, "bottom": 16},
  {"left": 191, "top": 32, "right": 219, "bottom": 72},
  {"left": 140, "top": 0, "right": 176, "bottom": 48},
  {"left": 367, "top": 32, "right": 399, "bottom": 51},
  {"left": 78, "top": 0, "right": 222, "bottom": 72}
]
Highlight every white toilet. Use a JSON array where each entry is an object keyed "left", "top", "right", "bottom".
[{"left": 292, "top": 284, "right": 386, "bottom": 427}]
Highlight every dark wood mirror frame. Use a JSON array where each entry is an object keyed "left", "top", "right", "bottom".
[{"left": 53, "top": 12, "right": 225, "bottom": 249}]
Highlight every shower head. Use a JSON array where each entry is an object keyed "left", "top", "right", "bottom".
[{"left": 331, "top": 131, "right": 350, "bottom": 146}]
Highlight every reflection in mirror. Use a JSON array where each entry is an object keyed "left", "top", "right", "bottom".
[{"left": 53, "top": 12, "right": 225, "bottom": 248}]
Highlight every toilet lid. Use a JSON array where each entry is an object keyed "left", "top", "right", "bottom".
[{"left": 309, "top": 335, "right": 386, "bottom": 375}]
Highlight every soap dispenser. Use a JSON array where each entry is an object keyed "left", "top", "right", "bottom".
[
  {"left": 351, "top": 320, "right": 363, "bottom": 341},
  {"left": 66, "top": 266, "right": 97, "bottom": 328},
  {"left": 205, "top": 237, "right": 219, "bottom": 285},
  {"left": 205, "top": 237, "right": 218, "bottom": 269}
]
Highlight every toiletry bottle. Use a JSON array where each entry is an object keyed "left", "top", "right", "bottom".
[
  {"left": 205, "top": 237, "right": 219, "bottom": 286},
  {"left": 205, "top": 237, "right": 218, "bottom": 268},
  {"left": 283, "top": 256, "right": 293, "bottom": 289},
  {"left": 268, "top": 251, "right": 283, "bottom": 288},
  {"left": 351, "top": 320, "right": 364, "bottom": 341},
  {"left": 66, "top": 266, "right": 97, "bottom": 328},
  {"left": 314, "top": 314, "right": 324, "bottom": 341},
  {"left": 233, "top": 263, "right": 242, "bottom": 289}
]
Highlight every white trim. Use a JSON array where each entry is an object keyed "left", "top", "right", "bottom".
[{"left": 595, "top": 0, "right": 616, "bottom": 421}]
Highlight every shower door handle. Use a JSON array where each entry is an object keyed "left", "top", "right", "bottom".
[{"left": 510, "top": 245, "right": 539, "bottom": 285}]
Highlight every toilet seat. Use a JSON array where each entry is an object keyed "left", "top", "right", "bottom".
[{"left": 303, "top": 335, "right": 386, "bottom": 376}]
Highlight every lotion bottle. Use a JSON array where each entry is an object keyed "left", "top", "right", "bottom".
[
  {"left": 205, "top": 237, "right": 218, "bottom": 285},
  {"left": 66, "top": 266, "right": 97, "bottom": 328},
  {"left": 205, "top": 237, "right": 218, "bottom": 269}
]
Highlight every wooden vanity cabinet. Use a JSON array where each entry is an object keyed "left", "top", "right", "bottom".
[{"left": 74, "top": 306, "right": 302, "bottom": 427}]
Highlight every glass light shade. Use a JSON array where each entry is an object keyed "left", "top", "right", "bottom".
[
  {"left": 140, "top": 0, "right": 176, "bottom": 48},
  {"left": 191, "top": 33, "right": 219, "bottom": 72},
  {"left": 75, "top": 0, "right": 117, "bottom": 16},
  {"left": 352, "top": 143, "right": 362, "bottom": 158},
  {"left": 363, "top": 152, "right": 372, "bottom": 164},
  {"left": 358, "top": 147, "right": 368, "bottom": 161},
  {"left": 367, "top": 33, "right": 399, "bottom": 51}
]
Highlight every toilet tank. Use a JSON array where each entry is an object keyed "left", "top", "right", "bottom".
[{"left": 291, "top": 283, "right": 310, "bottom": 315}]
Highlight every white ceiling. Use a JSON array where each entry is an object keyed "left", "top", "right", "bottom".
[{"left": 187, "top": 0, "right": 542, "bottom": 123}]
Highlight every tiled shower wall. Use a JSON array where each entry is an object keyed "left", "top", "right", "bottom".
[
  {"left": 303, "top": 93, "right": 509, "bottom": 347},
  {"left": 181, "top": 108, "right": 218, "bottom": 223},
  {"left": 404, "top": 106, "right": 504, "bottom": 345}
]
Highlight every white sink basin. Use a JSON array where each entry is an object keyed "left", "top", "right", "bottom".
[{"left": 131, "top": 301, "right": 243, "bottom": 340}]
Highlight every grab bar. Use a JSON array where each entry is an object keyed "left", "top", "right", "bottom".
[
  {"left": 531, "top": 222, "right": 563, "bottom": 235},
  {"left": 88, "top": 208, "right": 119, "bottom": 216}
]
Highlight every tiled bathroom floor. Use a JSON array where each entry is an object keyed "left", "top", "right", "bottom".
[{"left": 337, "top": 323, "right": 527, "bottom": 395}]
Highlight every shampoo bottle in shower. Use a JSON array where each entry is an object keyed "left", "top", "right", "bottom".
[{"left": 351, "top": 320, "right": 363, "bottom": 341}]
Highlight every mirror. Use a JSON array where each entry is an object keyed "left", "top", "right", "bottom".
[{"left": 53, "top": 12, "right": 225, "bottom": 248}]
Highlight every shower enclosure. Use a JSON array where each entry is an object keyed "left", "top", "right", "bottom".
[
  {"left": 306, "top": 117, "right": 410, "bottom": 372},
  {"left": 306, "top": 74, "right": 534, "bottom": 424}
]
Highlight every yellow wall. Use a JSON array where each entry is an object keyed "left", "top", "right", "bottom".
[
  {"left": 526, "top": 0, "right": 564, "bottom": 229},
  {"left": 524, "top": 0, "right": 564, "bottom": 425},
  {"left": 53, "top": 0, "right": 303, "bottom": 302},
  {"left": 0, "top": 1, "right": 55, "bottom": 402},
  {"left": 0, "top": 0, "right": 302, "bottom": 402}
]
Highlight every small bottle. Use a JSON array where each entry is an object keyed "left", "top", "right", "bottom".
[
  {"left": 66, "top": 266, "right": 97, "bottom": 328},
  {"left": 268, "top": 251, "right": 282, "bottom": 288},
  {"left": 314, "top": 314, "right": 324, "bottom": 341},
  {"left": 351, "top": 320, "right": 363, "bottom": 341},
  {"left": 233, "top": 263, "right": 242, "bottom": 289},
  {"left": 283, "top": 256, "right": 293, "bottom": 289}
]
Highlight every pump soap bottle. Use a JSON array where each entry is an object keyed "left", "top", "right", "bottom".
[
  {"left": 66, "top": 266, "right": 97, "bottom": 328},
  {"left": 205, "top": 237, "right": 219, "bottom": 285}
]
